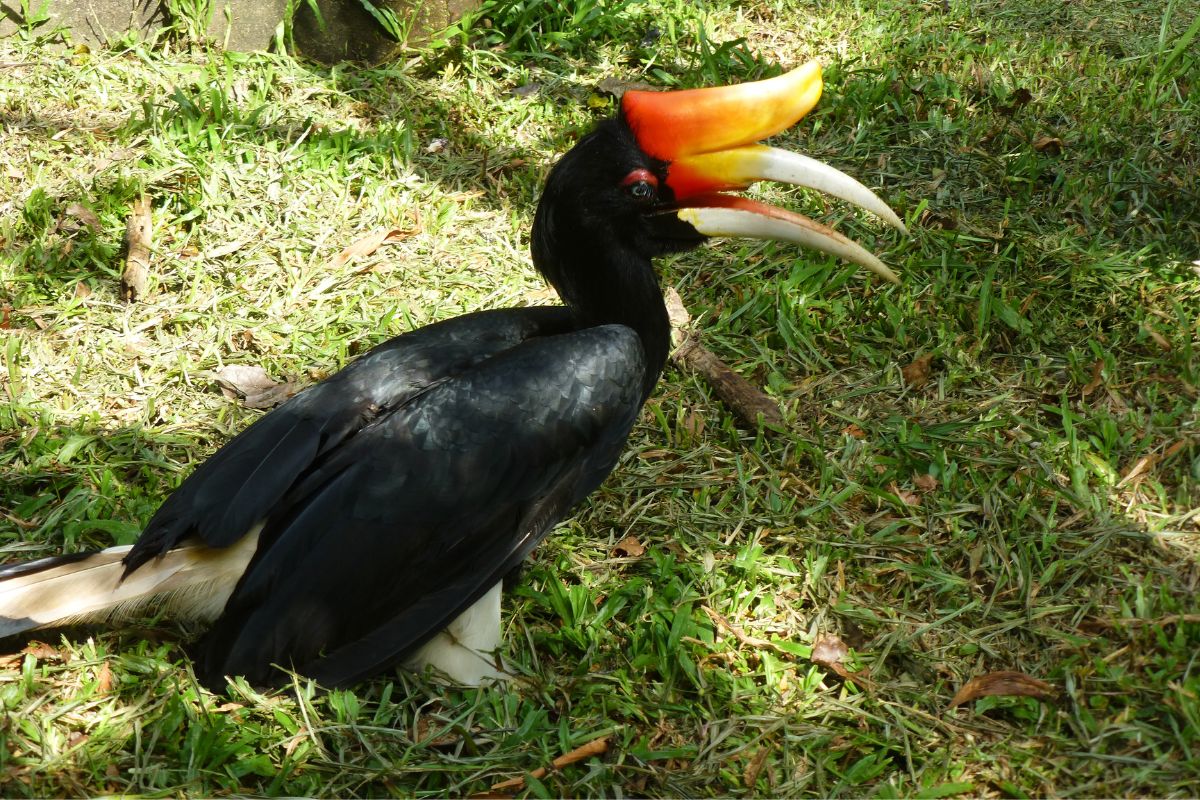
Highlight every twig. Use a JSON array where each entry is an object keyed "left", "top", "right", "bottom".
[
  {"left": 120, "top": 195, "right": 153, "bottom": 302},
  {"left": 665, "top": 288, "right": 785, "bottom": 429},
  {"left": 479, "top": 736, "right": 610, "bottom": 796}
]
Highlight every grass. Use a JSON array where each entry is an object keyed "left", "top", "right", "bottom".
[{"left": 1, "top": 0, "right": 1198, "bottom": 795}]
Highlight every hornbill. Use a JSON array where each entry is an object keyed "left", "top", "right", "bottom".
[{"left": 0, "top": 62, "right": 904, "bottom": 691}]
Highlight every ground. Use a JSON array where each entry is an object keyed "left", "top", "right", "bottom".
[{"left": 0, "top": 0, "right": 1198, "bottom": 796}]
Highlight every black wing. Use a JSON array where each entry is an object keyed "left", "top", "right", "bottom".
[{"left": 125, "top": 306, "right": 574, "bottom": 572}]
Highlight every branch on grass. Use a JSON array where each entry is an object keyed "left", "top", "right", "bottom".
[
  {"left": 665, "top": 288, "right": 784, "bottom": 429},
  {"left": 476, "top": 736, "right": 610, "bottom": 797},
  {"left": 121, "top": 195, "right": 153, "bottom": 302}
]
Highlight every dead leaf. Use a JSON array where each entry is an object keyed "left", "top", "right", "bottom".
[
  {"left": 999, "top": 87, "right": 1033, "bottom": 116},
  {"left": 74, "top": 282, "right": 92, "bottom": 300},
  {"left": 1141, "top": 325, "right": 1171, "bottom": 351},
  {"left": 120, "top": 195, "right": 153, "bottom": 302},
  {"left": 681, "top": 409, "right": 705, "bottom": 438},
  {"left": 67, "top": 732, "right": 89, "bottom": 749},
  {"left": 948, "top": 670, "right": 1056, "bottom": 708},
  {"left": 811, "top": 634, "right": 875, "bottom": 689},
  {"left": 23, "top": 641, "right": 61, "bottom": 661},
  {"left": 901, "top": 353, "right": 934, "bottom": 388},
  {"left": 64, "top": 202, "right": 101, "bottom": 232},
  {"left": 94, "top": 661, "right": 113, "bottom": 694},
  {"left": 811, "top": 635, "right": 849, "bottom": 668},
  {"left": 842, "top": 423, "right": 867, "bottom": 439},
  {"left": 1081, "top": 359, "right": 1104, "bottom": 397},
  {"left": 1033, "top": 135, "right": 1063, "bottom": 155},
  {"left": 613, "top": 535, "right": 645, "bottom": 558},
  {"left": 889, "top": 481, "right": 921, "bottom": 507},
  {"left": 913, "top": 473, "right": 939, "bottom": 492},
  {"left": 743, "top": 745, "right": 771, "bottom": 789},
  {"left": 214, "top": 365, "right": 300, "bottom": 409},
  {"left": 323, "top": 228, "right": 414, "bottom": 271}
]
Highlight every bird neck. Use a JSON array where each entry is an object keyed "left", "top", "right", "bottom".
[{"left": 532, "top": 236, "right": 670, "bottom": 402}]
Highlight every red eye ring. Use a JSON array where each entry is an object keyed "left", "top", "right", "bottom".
[{"left": 620, "top": 168, "right": 659, "bottom": 188}]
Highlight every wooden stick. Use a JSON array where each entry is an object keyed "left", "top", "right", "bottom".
[
  {"left": 481, "top": 736, "right": 610, "bottom": 795},
  {"left": 665, "top": 288, "right": 784, "bottom": 428}
]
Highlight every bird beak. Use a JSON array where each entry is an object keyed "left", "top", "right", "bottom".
[{"left": 622, "top": 61, "right": 905, "bottom": 283}]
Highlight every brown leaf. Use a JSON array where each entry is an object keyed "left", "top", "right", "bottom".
[
  {"left": 901, "top": 353, "right": 934, "bottom": 388},
  {"left": 23, "top": 641, "right": 61, "bottom": 661},
  {"left": 1000, "top": 87, "right": 1033, "bottom": 116},
  {"left": 121, "top": 195, "right": 153, "bottom": 302},
  {"left": 613, "top": 535, "right": 645, "bottom": 558},
  {"left": 948, "top": 670, "right": 1056, "bottom": 708},
  {"left": 1033, "top": 135, "right": 1063, "bottom": 155},
  {"left": 913, "top": 473, "right": 939, "bottom": 492},
  {"left": 323, "top": 228, "right": 414, "bottom": 271},
  {"left": 811, "top": 635, "right": 875, "bottom": 689},
  {"left": 214, "top": 365, "right": 300, "bottom": 409},
  {"left": 842, "top": 423, "right": 867, "bottom": 439},
  {"left": 64, "top": 202, "right": 101, "bottom": 232},
  {"left": 889, "top": 481, "right": 921, "bottom": 507},
  {"left": 743, "top": 745, "right": 771, "bottom": 789},
  {"left": 810, "top": 635, "right": 849, "bottom": 669},
  {"left": 74, "top": 282, "right": 92, "bottom": 300},
  {"left": 94, "top": 661, "right": 113, "bottom": 694},
  {"left": 67, "top": 732, "right": 89, "bottom": 749},
  {"left": 1081, "top": 359, "right": 1104, "bottom": 397},
  {"left": 1141, "top": 325, "right": 1171, "bottom": 351},
  {"left": 681, "top": 409, "right": 706, "bottom": 438}
]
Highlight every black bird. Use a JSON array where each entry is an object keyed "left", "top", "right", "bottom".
[{"left": 0, "top": 63, "right": 904, "bottom": 690}]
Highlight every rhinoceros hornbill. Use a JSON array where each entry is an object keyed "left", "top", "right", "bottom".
[{"left": 0, "top": 62, "right": 904, "bottom": 691}]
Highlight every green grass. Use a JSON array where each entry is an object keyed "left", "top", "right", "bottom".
[{"left": 2, "top": 0, "right": 1199, "bottom": 795}]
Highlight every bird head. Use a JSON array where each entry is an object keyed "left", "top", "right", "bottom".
[{"left": 533, "top": 61, "right": 905, "bottom": 296}]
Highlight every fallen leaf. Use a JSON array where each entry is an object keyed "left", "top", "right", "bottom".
[
  {"left": 743, "top": 745, "right": 771, "bottom": 789},
  {"left": 948, "top": 670, "right": 1056, "bottom": 708},
  {"left": 810, "top": 635, "right": 849, "bottom": 668},
  {"left": 889, "top": 481, "right": 921, "bottom": 507},
  {"left": 1081, "top": 359, "right": 1104, "bottom": 397},
  {"left": 94, "top": 661, "right": 113, "bottom": 694},
  {"left": 681, "top": 409, "right": 706, "bottom": 438},
  {"left": 913, "top": 473, "right": 939, "bottom": 492},
  {"left": 811, "top": 635, "right": 875, "bottom": 689},
  {"left": 64, "top": 202, "right": 101, "bottom": 232},
  {"left": 613, "top": 535, "right": 645, "bottom": 558},
  {"left": 901, "top": 353, "right": 934, "bottom": 388},
  {"left": 1033, "top": 135, "right": 1063, "bottom": 155},
  {"left": 1141, "top": 325, "right": 1171, "bottom": 351},
  {"left": 843, "top": 423, "right": 867, "bottom": 439},
  {"left": 323, "top": 228, "right": 415, "bottom": 272},
  {"left": 74, "top": 282, "right": 92, "bottom": 300},
  {"left": 120, "top": 195, "right": 153, "bottom": 302},
  {"left": 23, "top": 641, "right": 61, "bottom": 661},
  {"left": 67, "top": 732, "right": 89, "bottom": 748},
  {"left": 214, "top": 365, "right": 300, "bottom": 409},
  {"left": 999, "top": 87, "right": 1033, "bottom": 116}
]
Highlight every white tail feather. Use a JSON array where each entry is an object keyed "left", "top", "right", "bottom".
[
  {"left": 0, "top": 526, "right": 261, "bottom": 638},
  {"left": 405, "top": 581, "right": 506, "bottom": 685}
]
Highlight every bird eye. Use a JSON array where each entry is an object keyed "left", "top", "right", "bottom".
[
  {"left": 628, "top": 180, "right": 655, "bottom": 201},
  {"left": 620, "top": 168, "right": 659, "bottom": 202}
]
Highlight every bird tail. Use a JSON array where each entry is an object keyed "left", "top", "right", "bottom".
[{"left": 0, "top": 529, "right": 260, "bottom": 640}]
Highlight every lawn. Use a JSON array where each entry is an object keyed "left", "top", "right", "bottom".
[{"left": 1, "top": 0, "right": 1198, "bottom": 796}]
